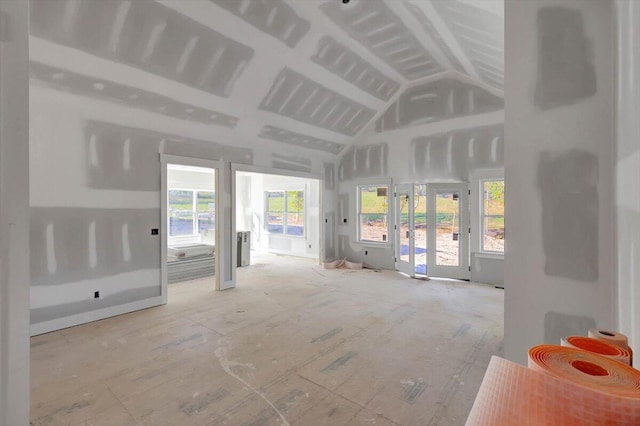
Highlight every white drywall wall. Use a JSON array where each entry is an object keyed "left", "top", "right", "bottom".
[
  {"left": 336, "top": 103, "right": 504, "bottom": 283},
  {"left": 504, "top": 0, "right": 615, "bottom": 364},
  {"left": 0, "top": 1, "right": 30, "bottom": 424},
  {"left": 615, "top": 0, "right": 640, "bottom": 357}
]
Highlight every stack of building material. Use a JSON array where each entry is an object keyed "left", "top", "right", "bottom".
[
  {"left": 467, "top": 330, "right": 640, "bottom": 425},
  {"left": 167, "top": 244, "right": 215, "bottom": 284}
]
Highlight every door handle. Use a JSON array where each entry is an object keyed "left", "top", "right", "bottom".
[{"left": 406, "top": 231, "right": 410, "bottom": 238}]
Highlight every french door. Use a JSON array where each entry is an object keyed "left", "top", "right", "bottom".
[{"left": 395, "top": 183, "right": 470, "bottom": 280}]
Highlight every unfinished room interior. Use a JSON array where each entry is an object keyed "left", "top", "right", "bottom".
[{"left": 1, "top": 0, "right": 639, "bottom": 425}]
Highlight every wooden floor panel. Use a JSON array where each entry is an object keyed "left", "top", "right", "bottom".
[{"left": 31, "top": 253, "right": 503, "bottom": 426}]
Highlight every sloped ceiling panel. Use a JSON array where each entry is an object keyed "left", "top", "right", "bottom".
[
  {"left": 30, "top": 0, "right": 254, "bottom": 98},
  {"left": 376, "top": 78, "right": 503, "bottom": 132},
  {"left": 320, "top": 0, "right": 442, "bottom": 80},
  {"left": 430, "top": 0, "right": 504, "bottom": 89},
  {"left": 210, "top": 0, "right": 310, "bottom": 48},
  {"left": 259, "top": 125, "right": 346, "bottom": 155},
  {"left": 312, "top": 36, "right": 401, "bottom": 101},
  {"left": 30, "top": 62, "right": 238, "bottom": 128},
  {"left": 259, "top": 68, "right": 376, "bottom": 136},
  {"left": 403, "top": 1, "right": 466, "bottom": 74}
]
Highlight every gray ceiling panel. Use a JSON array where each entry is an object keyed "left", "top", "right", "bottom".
[
  {"left": 376, "top": 78, "right": 503, "bottom": 132},
  {"left": 430, "top": 0, "right": 504, "bottom": 88},
  {"left": 259, "top": 68, "right": 376, "bottom": 136},
  {"left": 312, "top": 36, "right": 400, "bottom": 101},
  {"left": 320, "top": 0, "right": 442, "bottom": 80},
  {"left": 30, "top": 0, "right": 254, "bottom": 98},
  {"left": 210, "top": 0, "right": 310, "bottom": 48},
  {"left": 259, "top": 126, "right": 346, "bottom": 155},
  {"left": 30, "top": 62, "right": 238, "bottom": 128}
]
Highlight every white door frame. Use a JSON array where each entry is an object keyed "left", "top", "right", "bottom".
[
  {"left": 395, "top": 184, "right": 415, "bottom": 277},
  {"left": 160, "top": 154, "right": 223, "bottom": 301},
  {"left": 427, "top": 182, "right": 471, "bottom": 280}
]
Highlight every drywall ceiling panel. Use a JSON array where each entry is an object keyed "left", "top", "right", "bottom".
[
  {"left": 259, "top": 68, "right": 376, "bottom": 136},
  {"left": 311, "top": 36, "right": 401, "bottom": 101},
  {"left": 320, "top": 0, "right": 442, "bottom": 80},
  {"left": 30, "top": 0, "right": 254, "bottom": 97},
  {"left": 375, "top": 78, "right": 503, "bottom": 132},
  {"left": 209, "top": 0, "right": 310, "bottom": 48},
  {"left": 259, "top": 125, "right": 346, "bottom": 155},
  {"left": 430, "top": 0, "right": 504, "bottom": 88},
  {"left": 30, "top": 62, "right": 238, "bottom": 128},
  {"left": 403, "top": 1, "right": 466, "bottom": 74}
]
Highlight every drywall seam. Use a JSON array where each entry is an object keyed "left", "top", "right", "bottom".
[{"left": 363, "top": 110, "right": 504, "bottom": 144}]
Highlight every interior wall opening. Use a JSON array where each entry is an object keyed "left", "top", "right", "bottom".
[
  {"left": 235, "top": 171, "right": 321, "bottom": 275},
  {"left": 165, "top": 163, "right": 217, "bottom": 292}
]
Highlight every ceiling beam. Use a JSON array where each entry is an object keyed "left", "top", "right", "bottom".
[
  {"left": 290, "top": 0, "right": 409, "bottom": 85},
  {"left": 382, "top": 0, "right": 454, "bottom": 71},
  {"left": 404, "top": 0, "right": 481, "bottom": 81}
]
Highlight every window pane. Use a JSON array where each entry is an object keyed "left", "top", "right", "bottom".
[
  {"left": 483, "top": 216, "right": 505, "bottom": 253},
  {"left": 267, "top": 213, "right": 284, "bottom": 233},
  {"left": 169, "top": 211, "right": 194, "bottom": 236},
  {"left": 286, "top": 213, "right": 304, "bottom": 236},
  {"left": 168, "top": 190, "right": 193, "bottom": 211},
  {"left": 483, "top": 181, "right": 504, "bottom": 216},
  {"left": 360, "top": 186, "right": 388, "bottom": 214},
  {"left": 197, "top": 191, "right": 215, "bottom": 212},
  {"left": 360, "top": 214, "right": 388, "bottom": 243},
  {"left": 435, "top": 192, "right": 459, "bottom": 266},
  {"left": 267, "top": 191, "right": 284, "bottom": 213}
]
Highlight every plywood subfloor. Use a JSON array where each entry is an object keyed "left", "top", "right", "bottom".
[{"left": 30, "top": 253, "right": 504, "bottom": 426}]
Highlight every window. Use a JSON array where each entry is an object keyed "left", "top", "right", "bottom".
[
  {"left": 168, "top": 189, "right": 215, "bottom": 236},
  {"left": 265, "top": 190, "right": 305, "bottom": 236},
  {"left": 481, "top": 180, "right": 504, "bottom": 253},
  {"left": 358, "top": 184, "right": 389, "bottom": 243}
]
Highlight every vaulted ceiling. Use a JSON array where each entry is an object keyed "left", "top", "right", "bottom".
[{"left": 29, "top": 0, "right": 504, "bottom": 157}]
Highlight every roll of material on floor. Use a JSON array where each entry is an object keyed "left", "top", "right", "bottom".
[
  {"left": 588, "top": 328, "right": 629, "bottom": 348},
  {"left": 528, "top": 345, "right": 640, "bottom": 397},
  {"left": 561, "top": 335, "right": 632, "bottom": 366},
  {"left": 466, "top": 355, "right": 640, "bottom": 426},
  {"left": 589, "top": 328, "right": 633, "bottom": 366}
]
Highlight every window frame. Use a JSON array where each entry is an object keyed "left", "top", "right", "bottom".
[
  {"left": 264, "top": 188, "right": 306, "bottom": 238},
  {"left": 357, "top": 183, "right": 391, "bottom": 245},
  {"left": 168, "top": 188, "right": 216, "bottom": 237},
  {"left": 480, "top": 178, "right": 505, "bottom": 255}
]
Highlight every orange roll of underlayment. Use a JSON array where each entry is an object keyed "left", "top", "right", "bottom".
[
  {"left": 466, "top": 355, "right": 640, "bottom": 426},
  {"left": 561, "top": 335, "right": 632, "bottom": 366},
  {"left": 588, "top": 328, "right": 629, "bottom": 349},
  {"left": 589, "top": 328, "right": 634, "bottom": 366},
  {"left": 528, "top": 345, "right": 640, "bottom": 397}
]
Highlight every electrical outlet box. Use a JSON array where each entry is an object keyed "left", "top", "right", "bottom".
[{"left": 151, "top": 228, "right": 159, "bottom": 235}]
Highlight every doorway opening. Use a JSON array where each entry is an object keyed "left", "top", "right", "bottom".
[
  {"left": 235, "top": 170, "right": 321, "bottom": 276},
  {"left": 161, "top": 157, "right": 222, "bottom": 301},
  {"left": 396, "top": 183, "right": 470, "bottom": 280}
]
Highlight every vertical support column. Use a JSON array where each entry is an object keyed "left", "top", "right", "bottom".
[
  {"left": 0, "top": 0, "right": 30, "bottom": 424},
  {"left": 615, "top": 0, "right": 640, "bottom": 356}
]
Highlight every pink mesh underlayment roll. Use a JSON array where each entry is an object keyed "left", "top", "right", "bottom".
[{"left": 466, "top": 348, "right": 640, "bottom": 425}]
